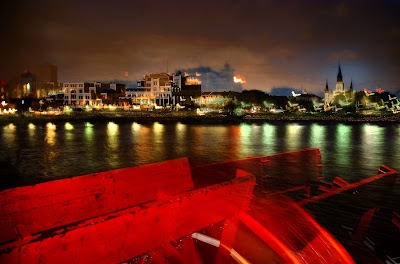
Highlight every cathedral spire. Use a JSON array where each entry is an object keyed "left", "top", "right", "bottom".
[
  {"left": 337, "top": 63, "right": 343, "bottom": 82},
  {"left": 349, "top": 79, "right": 353, "bottom": 91},
  {"left": 324, "top": 78, "right": 329, "bottom": 92}
]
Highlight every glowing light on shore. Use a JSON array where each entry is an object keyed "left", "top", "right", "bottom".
[
  {"left": 107, "top": 122, "right": 119, "bottom": 137},
  {"left": 28, "top": 123, "right": 36, "bottom": 130},
  {"left": 233, "top": 75, "right": 246, "bottom": 84},
  {"left": 153, "top": 122, "right": 164, "bottom": 134},
  {"left": 132, "top": 122, "right": 141, "bottom": 132},
  {"left": 46, "top": 122, "right": 56, "bottom": 130},
  {"left": 176, "top": 122, "right": 186, "bottom": 133},
  {"left": 65, "top": 122, "right": 74, "bottom": 130}
]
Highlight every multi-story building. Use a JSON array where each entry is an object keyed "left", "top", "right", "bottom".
[
  {"left": 126, "top": 72, "right": 172, "bottom": 106},
  {"left": 124, "top": 71, "right": 202, "bottom": 107},
  {"left": 35, "top": 63, "right": 58, "bottom": 97},
  {"left": 20, "top": 70, "right": 37, "bottom": 98},
  {"left": 63, "top": 82, "right": 125, "bottom": 106},
  {"left": 101, "top": 82, "right": 127, "bottom": 106},
  {"left": 171, "top": 71, "right": 202, "bottom": 107},
  {"left": 63, "top": 82, "right": 97, "bottom": 106}
]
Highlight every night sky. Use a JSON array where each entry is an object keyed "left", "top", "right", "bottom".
[{"left": 2, "top": 0, "right": 399, "bottom": 94}]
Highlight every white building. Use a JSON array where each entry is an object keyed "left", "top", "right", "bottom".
[
  {"left": 63, "top": 82, "right": 126, "bottom": 107},
  {"left": 63, "top": 82, "right": 99, "bottom": 106},
  {"left": 126, "top": 73, "right": 172, "bottom": 106}
]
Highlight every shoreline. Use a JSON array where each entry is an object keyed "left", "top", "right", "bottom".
[{"left": 1, "top": 111, "right": 400, "bottom": 125}]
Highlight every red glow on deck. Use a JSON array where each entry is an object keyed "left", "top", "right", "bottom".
[{"left": 0, "top": 148, "right": 377, "bottom": 263}]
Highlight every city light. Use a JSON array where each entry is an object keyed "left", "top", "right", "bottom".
[
  {"left": 46, "top": 122, "right": 56, "bottom": 130},
  {"left": 45, "top": 122, "right": 56, "bottom": 145},
  {"left": 131, "top": 122, "right": 141, "bottom": 131},
  {"left": 65, "top": 122, "right": 74, "bottom": 130},
  {"left": 233, "top": 74, "right": 246, "bottom": 84},
  {"left": 107, "top": 122, "right": 119, "bottom": 136},
  {"left": 28, "top": 123, "right": 36, "bottom": 130}
]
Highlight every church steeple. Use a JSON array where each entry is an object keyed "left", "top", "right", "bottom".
[
  {"left": 349, "top": 79, "right": 353, "bottom": 92},
  {"left": 324, "top": 78, "right": 329, "bottom": 92},
  {"left": 337, "top": 64, "right": 343, "bottom": 82}
]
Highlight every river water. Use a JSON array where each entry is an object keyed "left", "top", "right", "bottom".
[
  {"left": 0, "top": 119, "right": 399, "bottom": 261},
  {"left": 1, "top": 120, "right": 399, "bottom": 187}
]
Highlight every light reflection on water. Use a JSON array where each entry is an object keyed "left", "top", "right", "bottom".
[
  {"left": 152, "top": 122, "right": 166, "bottom": 161},
  {"left": 285, "top": 123, "right": 304, "bottom": 151},
  {"left": 2, "top": 123, "right": 16, "bottom": 149},
  {"left": 335, "top": 124, "right": 352, "bottom": 170},
  {"left": 0, "top": 121, "right": 399, "bottom": 186},
  {"left": 310, "top": 124, "right": 326, "bottom": 152},
  {"left": 262, "top": 123, "right": 277, "bottom": 154},
  {"left": 28, "top": 123, "right": 36, "bottom": 143},
  {"left": 175, "top": 122, "right": 187, "bottom": 157},
  {"left": 239, "top": 123, "right": 253, "bottom": 157},
  {"left": 106, "top": 122, "right": 120, "bottom": 168},
  {"left": 45, "top": 122, "right": 56, "bottom": 146}
]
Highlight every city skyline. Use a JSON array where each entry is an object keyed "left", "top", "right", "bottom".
[{"left": 2, "top": 0, "right": 399, "bottom": 94}]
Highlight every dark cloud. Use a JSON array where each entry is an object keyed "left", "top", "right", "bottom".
[
  {"left": 2, "top": 0, "right": 399, "bottom": 93},
  {"left": 179, "top": 64, "right": 243, "bottom": 92}
]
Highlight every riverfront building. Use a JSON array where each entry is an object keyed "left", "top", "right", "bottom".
[
  {"left": 63, "top": 82, "right": 125, "bottom": 106},
  {"left": 126, "top": 72, "right": 172, "bottom": 106},
  {"left": 171, "top": 71, "right": 202, "bottom": 107},
  {"left": 35, "top": 63, "right": 58, "bottom": 98},
  {"left": 10, "top": 64, "right": 59, "bottom": 99},
  {"left": 125, "top": 71, "right": 201, "bottom": 107}
]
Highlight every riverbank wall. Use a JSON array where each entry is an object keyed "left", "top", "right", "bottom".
[{"left": 1, "top": 111, "right": 400, "bottom": 125}]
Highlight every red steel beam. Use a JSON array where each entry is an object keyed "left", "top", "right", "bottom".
[
  {"left": 298, "top": 165, "right": 398, "bottom": 206},
  {"left": 0, "top": 158, "right": 193, "bottom": 245}
]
